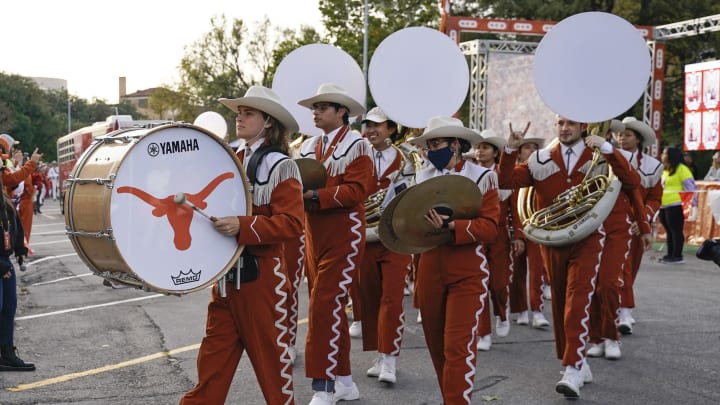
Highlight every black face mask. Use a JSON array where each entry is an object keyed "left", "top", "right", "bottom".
[{"left": 427, "top": 146, "right": 454, "bottom": 170}]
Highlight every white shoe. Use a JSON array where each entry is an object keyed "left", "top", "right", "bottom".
[
  {"left": 309, "top": 391, "right": 335, "bottom": 405},
  {"left": 366, "top": 355, "right": 383, "bottom": 377},
  {"left": 476, "top": 334, "right": 492, "bottom": 351},
  {"left": 580, "top": 360, "right": 593, "bottom": 384},
  {"left": 349, "top": 321, "right": 362, "bottom": 338},
  {"left": 287, "top": 346, "right": 296, "bottom": 365},
  {"left": 556, "top": 366, "right": 583, "bottom": 398},
  {"left": 334, "top": 381, "right": 360, "bottom": 401},
  {"left": 378, "top": 361, "right": 397, "bottom": 384},
  {"left": 495, "top": 317, "right": 510, "bottom": 337},
  {"left": 586, "top": 341, "right": 604, "bottom": 357},
  {"left": 416, "top": 311, "right": 422, "bottom": 324},
  {"left": 542, "top": 284, "right": 552, "bottom": 300},
  {"left": 618, "top": 308, "right": 633, "bottom": 334},
  {"left": 532, "top": 311, "right": 550, "bottom": 328},
  {"left": 516, "top": 311, "right": 529, "bottom": 325},
  {"left": 604, "top": 339, "right": 622, "bottom": 360}
]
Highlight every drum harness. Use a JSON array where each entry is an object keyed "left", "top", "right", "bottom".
[{"left": 219, "top": 145, "right": 282, "bottom": 297}]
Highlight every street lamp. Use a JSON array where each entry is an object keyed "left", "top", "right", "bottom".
[{"left": 67, "top": 99, "right": 72, "bottom": 133}]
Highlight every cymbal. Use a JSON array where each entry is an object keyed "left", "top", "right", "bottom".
[
  {"left": 379, "top": 175, "right": 483, "bottom": 254},
  {"left": 294, "top": 158, "right": 327, "bottom": 190}
]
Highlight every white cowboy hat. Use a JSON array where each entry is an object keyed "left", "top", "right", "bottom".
[
  {"left": 519, "top": 137, "right": 546, "bottom": 148},
  {"left": 610, "top": 119, "right": 625, "bottom": 134},
  {"left": 409, "top": 116, "right": 483, "bottom": 147},
  {"left": 298, "top": 83, "right": 366, "bottom": 116},
  {"left": 362, "top": 106, "right": 390, "bottom": 124},
  {"left": 477, "top": 130, "right": 507, "bottom": 150},
  {"left": 219, "top": 86, "right": 299, "bottom": 134},
  {"left": 0, "top": 133, "right": 18, "bottom": 145},
  {"left": 621, "top": 117, "right": 656, "bottom": 148}
]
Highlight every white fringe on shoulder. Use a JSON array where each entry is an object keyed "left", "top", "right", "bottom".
[
  {"left": 528, "top": 152, "right": 560, "bottom": 181},
  {"left": 252, "top": 159, "right": 302, "bottom": 207},
  {"left": 498, "top": 189, "right": 513, "bottom": 202},
  {"left": 326, "top": 138, "right": 372, "bottom": 178},
  {"left": 477, "top": 170, "right": 498, "bottom": 195}
]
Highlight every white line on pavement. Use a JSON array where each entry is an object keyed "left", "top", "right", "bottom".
[
  {"left": 15, "top": 294, "right": 165, "bottom": 321},
  {"left": 32, "top": 273, "right": 93, "bottom": 286}
]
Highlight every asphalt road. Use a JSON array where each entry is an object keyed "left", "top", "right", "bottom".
[{"left": 0, "top": 202, "right": 718, "bottom": 404}]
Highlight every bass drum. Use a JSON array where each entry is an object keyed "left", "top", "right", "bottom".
[{"left": 64, "top": 123, "right": 251, "bottom": 294}]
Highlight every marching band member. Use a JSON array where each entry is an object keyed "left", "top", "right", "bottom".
[
  {"left": 498, "top": 117, "right": 640, "bottom": 399},
  {"left": 507, "top": 137, "right": 551, "bottom": 329},
  {"left": 472, "top": 132, "right": 517, "bottom": 351},
  {"left": 297, "top": 83, "right": 372, "bottom": 405},
  {"left": 409, "top": 116, "right": 499, "bottom": 405},
  {"left": 615, "top": 117, "right": 663, "bottom": 333},
  {"left": 357, "top": 107, "right": 415, "bottom": 384},
  {"left": 587, "top": 123, "right": 651, "bottom": 361},
  {"left": 181, "top": 86, "right": 304, "bottom": 405}
]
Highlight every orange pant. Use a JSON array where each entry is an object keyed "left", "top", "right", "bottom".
[
  {"left": 285, "top": 234, "right": 306, "bottom": 348},
  {"left": 416, "top": 245, "right": 489, "bottom": 405},
  {"left": 358, "top": 242, "right": 410, "bottom": 354},
  {"left": 620, "top": 233, "right": 644, "bottom": 308},
  {"left": 19, "top": 196, "right": 33, "bottom": 243},
  {"left": 304, "top": 211, "right": 365, "bottom": 380},
  {"left": 589, "top": 216, "right": 631, "bottom": 342},
  {"left": 478, "top": 234, "right": 511, "bottom": 336},
  {"left": 543, "top": 231, "right": 603, "bottom": 369},
  {"left": 181, "top": 257, "right": 294, "bottom": 405},
  {"left": 510, "top": 241, "right": 546, "bottom": 313}
]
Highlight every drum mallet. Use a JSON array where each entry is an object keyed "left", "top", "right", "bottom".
[{"left": 174, "top": 192, "right": 218, "bottom": 222}]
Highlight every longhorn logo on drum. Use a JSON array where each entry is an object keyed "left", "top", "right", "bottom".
[
  {"left": 116, "top": 172, "right": 235, "bottom": 250},
  {"left": 171, "top": 269, "right": 201, "bottom": 285}
]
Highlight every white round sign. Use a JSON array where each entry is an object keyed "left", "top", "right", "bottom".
[
  {"left": 194, "top": 111, "right": 228, "bottom": 140},
  {"left": 533, "top": 12, "right": 651, "bottom": 123},
  {"left": 368, "top": 27, "right": 469, "bottom": 129},
  {"left": 273, "top": 44, "right": 366, "bottom": 136}
]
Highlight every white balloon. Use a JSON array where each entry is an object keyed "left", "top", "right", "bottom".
[
  {"left": 369, "top": 27, "right": 469, "bottom": 129},
  {"left": 194, "top": 111, "right": 228, "bottom": 140},
  {"left": 533, "top": 12, "right": 651, "bottom": 123},
  {"left": 273, "top": 44, "right": 366, "bottom": 136}
]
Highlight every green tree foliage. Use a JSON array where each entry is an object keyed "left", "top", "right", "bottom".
[{"left": 268, "top": 25, "right": 324, "bottom": 85}]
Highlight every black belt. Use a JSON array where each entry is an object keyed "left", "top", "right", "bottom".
[{"left": 223, "top": 251, "right": 259, "bottom": 284}]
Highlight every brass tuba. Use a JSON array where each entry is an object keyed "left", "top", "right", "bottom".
[{"left": 518, "top": 122, "right": 621, "bottom": 247}]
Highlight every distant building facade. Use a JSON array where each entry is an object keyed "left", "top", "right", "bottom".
[{"left": 31, "top": 77, "right": 67, "bottom": 92}]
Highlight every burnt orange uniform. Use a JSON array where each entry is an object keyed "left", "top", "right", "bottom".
[
  {"left": 415, "top": 161, "right": 499, "bottom": 405},
  {"left": 299, "top": 126, "right": 373, "bottom": 380},
  {"left": 498, "top": 143, "right": 639, "bottom": 368},
  {"left": 2, "top": 161, "right": 36, "bottom": 242},
  {"left": 359, "top": 146, "right": 414, "bottom": 355},
  {"left": 181, "top": 149, "right": 304, "bottom": 405}
]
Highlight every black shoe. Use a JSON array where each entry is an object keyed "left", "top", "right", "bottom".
[{"left": 0, "top": 346, "right": 35, "bottom": 371}]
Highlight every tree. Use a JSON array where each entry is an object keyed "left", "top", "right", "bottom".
[{"left": 268, "top": 25, "right": 324, "bottom": 85}]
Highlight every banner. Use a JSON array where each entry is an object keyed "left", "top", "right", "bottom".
[{"left": 684, "top": 60, "right": 720, "bottom": 151}]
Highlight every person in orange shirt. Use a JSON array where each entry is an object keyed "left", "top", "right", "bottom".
[
  {"left": 409, "top": 116, "right": 499, "bottom": 405},
  {"left": 181, "top": 86, "right": 304, "bottom": 405},
  {"left": 297, "top": 83, "right": 372, "bottom": 405}
]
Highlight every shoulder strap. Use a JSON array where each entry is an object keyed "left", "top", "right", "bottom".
[{"left": 247, "top": 145, "right": 283, "bottom": 185}]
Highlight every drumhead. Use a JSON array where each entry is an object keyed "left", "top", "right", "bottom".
[{"left": 110, "top": 124, "right": 250, "bottom": 293}]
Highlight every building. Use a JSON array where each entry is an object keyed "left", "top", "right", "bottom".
[
  {"left": 118, "top": 76, "right": 174, "bottom": 120},
  {"left": 31, "top": 77, "right": 67, "bottom": 92}
]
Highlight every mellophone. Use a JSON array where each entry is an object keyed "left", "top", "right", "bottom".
[{"left": 64, "top": 123, "right": 252, "bottom": 294}]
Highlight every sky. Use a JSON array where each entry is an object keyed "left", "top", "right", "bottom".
[{"left": 0, "top": 0, "right": 322, "bottom": 104}]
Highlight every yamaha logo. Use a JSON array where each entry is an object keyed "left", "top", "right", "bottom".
[
  {"left": 147, "top": 138, "right": 200, "bottom": 157},
  {"left": 171, "top": 269, "right": 201, "bottom": 285}
]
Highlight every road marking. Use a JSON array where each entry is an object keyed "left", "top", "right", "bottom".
[
  {"left": 32, "top": 273, "right": 93, "bottom": 286},
  {"left": 30, "top": 230, "right": 67, "bottom": 236},
  {"left": 15, "top": 294, "right": 164, "bottom": 321},
  {"left": 30, "top": 222, "right": 65, "bottom": 228},
  {"left": 28, "top": 239, "right": 71, "bottom": 246},
  {"left": 26, "top": 253, "right": 78, "bottom": 267},
  {"left": 6, "top": 317, "right": 312, "bottom": 392}
]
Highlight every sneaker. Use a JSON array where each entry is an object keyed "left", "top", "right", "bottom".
[
  {"left": 580, "top": 360, "right": 593, "bottom": 384},
  {"left": 495, "top": 317, "right": 510, "bottom": 337},
  {"left": 334, "top": 381, "right": 360, "bottom": 401},
  {"left": 309, "top": 391, "right": 335, "bottom": 405},
  {"left": 532, "top": 311, "right": 550, "bottom": 328},
  {"left": 0, "top": 346, "right": 35, "bottom": 372},
  {"left": 349, "top": 321, "right": 362, "bottom": 338},
  {"left": 516, "top": 311, "right": 529, "bottom": 325},
  {"left": 586, "top": 341, "right": 604, "bottom": 357},
  {"left": 555, "top": 366, "right": 583, "bottom": 398},
  {"left": 542, "top": 284, "right": 552, "bottom": 300},
  {"left": 660, "top": 256, "right": 685, "bottom": 264},
  {"left": 366, "top": 355, "right": 383, "bottom": 377},
  {"left": 476, "top": 334, "right": 492, "bottom": 351},
  {"left": 617, "top": 312, "right": 633, "bottom": 335},
  {"left": 378, "top": 361, "right": 397, "bottom": 384},
  {"left": 604, "top": 339, "right": 622, "bottom": 360},
  {"left": 416, "top": 311, "right": 422, "bottom": 324}
]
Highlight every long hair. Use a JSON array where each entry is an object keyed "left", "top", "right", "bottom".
[
  {"left": 261, "top": 113, "right": 290, "bottom": 155},
  {"left": 665, "top": 146, "right": 684, "bottom": 176}
]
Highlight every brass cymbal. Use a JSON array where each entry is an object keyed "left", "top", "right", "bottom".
[
  {"left": 379, "top": 175, "right": 483, "bottom": 254},
  {"left": 294, "top": 158, "right": 327, "bottom": 191}
]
